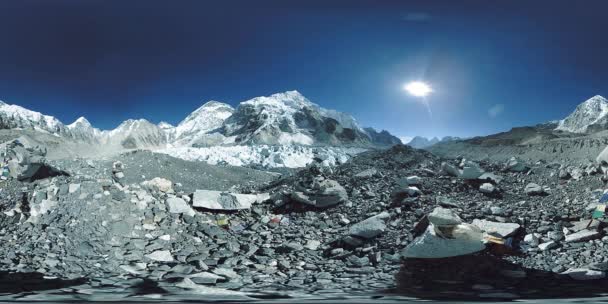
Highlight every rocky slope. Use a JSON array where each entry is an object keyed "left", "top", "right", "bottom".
[{"left": 0, "top": 144, "right": 606, "bottom": 301}]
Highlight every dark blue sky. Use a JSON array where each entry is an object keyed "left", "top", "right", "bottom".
[{"left": 0, "top": 0, "right": 607, "bottom": 139}]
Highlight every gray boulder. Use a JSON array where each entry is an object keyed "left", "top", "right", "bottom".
[
  {"left": 428, "top": 207, "right": 462, "bottom": 226},
  {"left": 292, "top": 178, "right": 347, "bottom": 208},
  {"left": 349, "top": 212, "right": 389, "bottom": 239},
  {"left": 192, "top": 190, "right": 268, "bottom": 210},
  {"left": 472, "top": 219, "right": 520, "bottom": 238},
  {"left": 166, "top": 197, "right": 196, "bottom": 216},
  {"left": 402, "top": 224, "right": 485, "bottom": 259}
]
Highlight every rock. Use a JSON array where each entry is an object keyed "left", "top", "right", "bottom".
[
  {"left": 538, "top": 241, "right": 558, "bottom": 251},
  {"left": 523, "top": 233, "right": 540, "bottom": 247},
  {"left": 404, "top": 175, "right": 421, "bottom": 185},
  {"left": 142, "top": 177, "right": 173, "bottom": 193},
  {"left": 460, "top": 162, "right": 484, "bottom": 179},
  {"left": 292, "top": 179, "right": 348, "bottom": 208},
  {"left": 354, "top": 168, "right": 377, "bottom": 178},
  {"left": 349, "top": 212, "right": 389, "bottom": 239},
  {"left": 193, "top": 190, "right": 267, "bottom": 210},
  {"left": 478, "top": 172, "right": 503, "bottom": 184},
  {"left": 472, "top": 219, "right": 520, "bottom": 238},
  {"left": 562, "top": 268, "right": 606, "bottom": 280},
  {"left": 524, "top": 183, "right": 545, "bottom": 195},
  {"left": 68, "top": 183, "right": 80, "bottom": 194},
  {"left": 428, "top": 207, "right": 462, "bottom": 226},
  {"left": 596, "top": 145, "right": 608, "bottom": 164},
  {"left": 304, "top": 240, "right": 321, "bottom": 251},
  {"left": 441, "top": 162, "right": 461, "bottom": 177},
  {"left": 402, "top": 224, "right": 485, "bottom": 258},
  {"left": 189, "top": 272, "right": 223, "bottom": 284},
  {"left": 166, "top": 197, "right": 196, "bottom": 217},
  {"left": 505, "top": 157, "right": 528, "bottom": 172},
  {"left": 479, "top": 183, "right": 495, "bottom": 194},
  {"left": 564, "top": 229, "right": 601, "bottom": 243},
  {"left": 146, "top": 250, "right": 174, "bottom": 262}
]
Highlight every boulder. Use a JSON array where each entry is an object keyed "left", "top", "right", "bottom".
[
  {"left": 402, "top": 224, "right": 485, "bottom": 259},
  {"left": 478, "top": 172, "right": 503, "bottom": 184},
  {"left": 597, "top": 145, "right": 608, "bottom": 164},
  {"left": 479, "top": 183, "right": 495, "bottom": 194},
  {"left": 428, "top": 207, "right": 462, "bottom": 226},
  {"left": 564, "top": 229, "right": 601, "bottom": 243},
  {"left": 524, "top": 183, "right": 545, "bottom": 195},
  {"left": 146, "top": 250, "right": 174, "bottom": 262},
  {"left": 354, "top": 168, "right": 377, "bottom": 178},
  {"left": 192, "top": 190, "right": 267, "bottom": 210},
  {"left": 142, "top": 177, "right": 173, "bottom": 193},
  {"left": 505, "top": 157, "right": 528, "bottom": 172},
  {"left": 460, "top": 162, "right": 484, "bottom": 179},
  {"left": 166, "top": 197, "right": 196, "bottom": 217},
  {"left": 441, "top": 162, "right": 461, "bottom": 177},
  {"left": 292, "top": 178, "right": 347, "bottom": 208},
  {"left": 562, "top": 268, "right": 606, "bottom": 280},
  {"left": 538, "top": 241, "right": 558, "bottom": 251},
  {"left": 472, "top": 219, "right": 520, "bottom": 238},
  {"left": 349, "top": 212, "right": 389, "bottom": 239}
]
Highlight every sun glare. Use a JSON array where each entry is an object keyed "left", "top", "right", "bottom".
[{"left": 404, "top": 81, "right": 432, "bottom": 97}]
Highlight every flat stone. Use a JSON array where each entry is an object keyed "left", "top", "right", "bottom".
[
  {"left": 349, "top": 212, "right": 389, "bottom": 239},
  {"left": 193, "top": 190, "right": 266, "bottom": 210},
  {"left": 564, "top": 229, "right": 601, "bottom": 243},
  {"left": 402, "top": 224, "right": 485, "bottom": 258},
  {"left": 479, "top": 183, "right": 495, "bottom": 194},
  {"left": 146, "top": 250, "right": 174, "bottom": 262},
  {"left": 562, "top": 268, "right": 606, "bottom": 280},
  {"left": 472, "top": 219, "right": 520, "bottom": 238},
  {"left": 166, "top": 197, "right": 196, "bottom": 216},
  {"left": 538, "top": 241, "right": 558, "bottom": 251},
  {"left": 428, "top": 207, "right": 462, "bottom": 226}
]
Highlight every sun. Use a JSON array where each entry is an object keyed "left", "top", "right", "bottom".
[{"left": 404, "top": 81, "right": 432, "bottom": 97}]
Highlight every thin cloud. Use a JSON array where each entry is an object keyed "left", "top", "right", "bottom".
[
  {"left": 488, "top": 104, "right": 505, "bottom": 118},
  {"left": 402, "top": 12, "right": 432, "bottom": 22}
]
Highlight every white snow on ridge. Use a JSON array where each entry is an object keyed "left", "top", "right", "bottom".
[
  {"left": 157, "top": 145, "right": 366, "bottom": 168},
  {"left": 556, "top": 95, "right": 608, "bottom": 133},
  {"left": 0, "top": 102, "right": 63, "bottom": 131}
]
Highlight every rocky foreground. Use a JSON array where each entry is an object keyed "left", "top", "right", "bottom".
[{"left": 0, "top": 142, "right": 607, "bottom": 300}]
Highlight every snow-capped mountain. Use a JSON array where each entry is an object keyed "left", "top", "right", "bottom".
[
  {"left": 0, "top": 91, "right": 402, "bottom": 150},
  {"left": 406, "top": 136, "right": 461, "bottom": 149},
  {"left": 66, "top": 117, "right": 103, "bottom": 142},
  {"left": 555, "top": 95, "right": 608, "bottom": 133},
  {"left": 171, "top": 101, "right": 235, "bottom": 146},
  {"left": 105, "top": 119, "right": 168, "bottom": 149},
  {"left": 221, "top": 91, "right": 373, "bottom": 146},
  {"left": 0, "top": 100, "right": 65, "bottom": 134}
]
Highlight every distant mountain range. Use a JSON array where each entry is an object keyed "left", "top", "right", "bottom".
[
  {"left": 404, "top": 136, "right": 462, "bottom": 149},
  {"left": 0, "top": 91, "right": 401, "bottom": 150}
]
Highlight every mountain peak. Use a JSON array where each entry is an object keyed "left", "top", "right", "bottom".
[
  {"left": 556, "top": 95, "right": 608, "bottom": 133},
  {"left": 158, "top": 121, "right": 175, "bottom": 129},
  {"left": 68, "top": 116, "right": 91, "bottom": 128}
]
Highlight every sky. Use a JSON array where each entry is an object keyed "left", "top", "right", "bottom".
[{"left": 0, "top": 0, "right": 607, "bottom": 139}]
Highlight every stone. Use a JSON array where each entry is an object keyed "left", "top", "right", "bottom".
[
  {"left": 441, "top": 162, "right": 461, "bottom": 177},
  {"left": 460, "top": 162, "right": 484, "bottom": 179},
  {"left": 472, "top": 219, "right": 520, "bottom": 238},
  {"left": 597, "top": 145, "right": 608, "bottom": 164},
  {"left": 524, "top": 183, "right": 545, "bottom": 195},
  {"left": 538, "top": 241, "right": 558, "bottom": 251},
  {"left": 564, "top": 230, "right": 601, "bottom": 243},
  {"left": 562, "top": 268, "right": 606, "bottom": 280},
  {"left": 304, "top": 240, "right": 321, "bottom": 251},
  {"left": 354, "top": 168, "right": 377, "bottom": 178},
  {"left": 193, "top": 190, "right": 267, "bottom": 210},
  {"left": 68, "top": 183, "right": 80, "bottom": 194},
  {"left": 166, "top": 197, "right": 196, "bottom": 217},
  {"left": 479, "top": 183, "right": 495, "bottom": 194},
  {"left": 505, "top": 157, "right": 528, "bottom": 172},
  {"left": 189, "top": 272, "right": 223, "bottom": 284},
  {"left": 349, "top": 212, "right": 389, "bottom": 239},
  {"left": 428, "top": 207, "right": 462, "bottom": 226},
  {"left": 402, "top": 224, "right": 485, "bottom": 258},
  {"left": 146, "top": 250, "right": 174, "bottom": 262},
  {"left": 523, "top": 233, "right": 540, "bottom": 247},
  {"left": 142, "top": 177, "right": 173, "bottom": 193},
  {"left": 478, "top": 172, "right": 503, "bottom": 184},
  {"left": 405, "top": 175, "right": 421, "bottom": 185}
]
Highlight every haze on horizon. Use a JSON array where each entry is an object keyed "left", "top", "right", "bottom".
[{"left": 0, "top": 0, "right": 607, "bottom": 139}]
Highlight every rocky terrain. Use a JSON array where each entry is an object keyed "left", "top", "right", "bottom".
[{"left": 0, "top": 139, "right": 607, "bottom": 301}]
